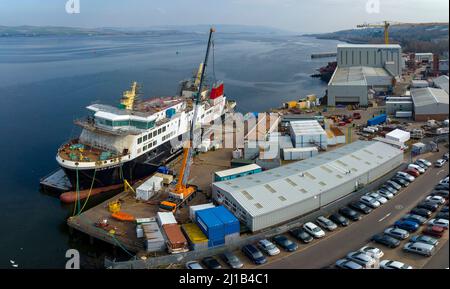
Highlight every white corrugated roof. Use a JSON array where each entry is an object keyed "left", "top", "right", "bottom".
[
  {"left": 290, "top": 120, "right": 326, "bottom": 136},
  {"left": 433, "top": 75, "right": 449, "bottom": 95},
  {"left": 411, "top": 87, "right": 449, "bottom": 107},
  {"left": 215, "top": 164, "right": 262, "bottom": 178},
  {"left": 337, "top": 44, "right": 401, "bottom": 49},
  {"left": 213, "top": 141, "right": 403, "bottom": 218},
  {"left": 330, "top": 66, "right": 392, "bottom": 86}
]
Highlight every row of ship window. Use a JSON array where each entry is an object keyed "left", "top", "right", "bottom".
[{"left": 137, "top": 126, "right": 167, "bottom": 144}]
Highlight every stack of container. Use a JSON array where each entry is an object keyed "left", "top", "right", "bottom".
[
  {"left": 136, "top": 175, "right": 163, "bottom": 201},
  {"left": 189, "top": 203, "right": 215, "bottom": 221},
  {"left": 181, "top": 223, "right": 209, "bottom": 251},
  {"left": 142, "top": 221, "right": 166, "bottom": 252},
  {"left": 195, "top": 206, "right": 240, "bottom": 248},
  {"left": 156, "top": 212, "right": 177, "bottom": 226}
]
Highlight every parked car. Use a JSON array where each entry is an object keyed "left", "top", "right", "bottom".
[
  {"left": 396, "top": 172, "right": 415, "bottom": 182},
  {"left": 408, "top": 164, "right": 425, "bottom": 174},
  {"left": 435, "top": 183, "right": 449, "bottom": 191},
  {"left": 394, "top": 220, "right": 419, "bottom": 232},
  {"left": 360, "top": 195, "right": 381, "bottom": 208},
  {"left": 431, "top": 190, "right": 449, "bottom": 200},
  {"left": 358, "top": 246, "right": 384, "bottom": 259},
  {"left": 417, "top": 201, "right": 439, "bottom": 212},
  {"left": 316, "top": 216, "right": 338, "bottom": 231},
  {"left": 241, "top": 244, "right": 267, "bottom": 265},
  {"left": 422, "top": 225, "right": 445, "bottom": 238},
  {"left": 380, "top": 185, "right": 398, "bottom": 195},
  {"left": 443, "top": 153, "right": 449, "bottom": 161},
  {"left": 377, "top": 189, "right": 394, "bottom": 200},
  {"left": 349, "top": 201, "right": 372, "bottom": 214},
  {"left": 411, "top": 207, "right": 432, "bottom": 218},
  {"left": 417, "top": 159, "right": 432, "bottom": 167},
  {"left": 405, "top": 168, "right": 420, "bottom": 178},
  {"left": 414, "top": 161, "right": 428, "bottom": 170},
  {"left": 410, "top": 235, "right": 439, "bottom": 247},
  {"left": 371, "top": 233, "right": 401, "bottom": 248},
  {"left": 185, "top": 261, "right": 204, "bottom": 269},
  {"left": 380, "top": 260, "right": 413, "bottom": 269},
  {"left": 257, "top": 239, "right": 280, "bottom": 256},
  {"left": 272, "top": 235, "right": 298, "bottom": 252},
  {"left": 202, "top": 257, "right": 222, "bottom": 269},
  {"left": 427, "top": 218, "right": 449, "bottom": 229},
  {"left": 384, "top": 227, "right": 410, "bottom": 240},
  {"left": 391, "top": 177, "right": 409, "bottom": 187},
  {"left": 403, "top": 242, "right": 435, "bottom": 257},
  {"left": 339, "top": 207, "right": 362, "bottom": 221},
  {"left": 221, "top": 251, "right": 243, "bottom": 269},
  {"left": 440, "top": 176, "right": 449, "bottom": 184},
  {"left": 303, "top": 222, "right": 326, "bottom": 238},
  {"left": 289, "top": 227, "right": 313, "bottom": 243},
  {"left": 346, "top": 251, "right": 377, "bottom": 269},
  {"left": 401, "top": 214, "right": 427, "bottom": 225},
  {"left": 366, "top": 192, "right": 388, "bottom": 204},
  {"left": 426, "top": 195, "right": 446, "bottom": 205},
  {"left": 441, "top": 206, "right": 449, "bottom": 213},
  {"left": 335, "top": 258, "right": 364, "bottom": 269},
  {"left": 386, "top": 180, "right": 402, "bottom": 191},
  {"left": 436, "top": 212, "right": 449, "bottom": 220},
  {"left": 435, "top": 159, "right": 446, "bottom": 168},
  {"left": 329, "top": 213, "right": 350, "bottom": 227}
]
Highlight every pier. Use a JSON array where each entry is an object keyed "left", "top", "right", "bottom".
[{"left": 311, "top": 52, "right": 337, "bottom": 59}]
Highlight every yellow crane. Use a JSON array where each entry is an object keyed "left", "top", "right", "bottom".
[{"left": 356, "top": 21, "right": 441, "bottom": 45}]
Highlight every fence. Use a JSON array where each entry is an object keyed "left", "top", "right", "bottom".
[{"left": 105, "top": 163, "right": 407, "bottom": 269}]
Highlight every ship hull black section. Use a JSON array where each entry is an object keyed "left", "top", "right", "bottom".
[{"left": 61, "top": 141, "right": 181, "bottom": 190}]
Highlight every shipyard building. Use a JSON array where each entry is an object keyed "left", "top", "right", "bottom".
[
  {"left": 212, "top": 141, "right": 403, "bottom": 232},
  {"left": 411, "top": 87, "right": 449, "bottom": 121},
  {"left": 327, "top": 44, "right": 402, "bottom": 106}
]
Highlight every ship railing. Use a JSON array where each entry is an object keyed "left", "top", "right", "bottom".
[{"left": 74, "top": 118, "right": 142, "bottom": 136}]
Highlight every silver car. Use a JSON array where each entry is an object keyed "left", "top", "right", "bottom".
[
  {"left": 257, "top": 239, "right": 280, "bottom": 256},
  {"left": 335, "top": 258, "right": 364, "bottom": 269},
  {"left": 346, "top": 251, "right": 377, "bottom": 269},
  {"left": 380, "top": 260, "right": 413, "bottom": 269},
  {"left": 358, "top": 246, "right": 384, "bottom": 259},
  {"left": 316, "top": 216, "right": 338, "bottom": 231},
  {"left": 403, "top": 242, "right": 435, "bottom": 257},
  {"left": 417, "top": 159, "right": 432, "bottom": 167},
  {"left": 185, "top": 261, "right": 204, "bottom": 269},
  {"left": 384, "top": 227, "right": 409, "bottom": 240},
  {"left": 222, "top": 251, "right": 244, "bottom": 269},
  {"left": 377, "top": 189, "right": 394, "bottom": 200},
  {"left": 360, "top": 195, "right": 381, "bottom": 208},
  {"left": 367, "top": 192, "right": 388, "bottom": 204}
]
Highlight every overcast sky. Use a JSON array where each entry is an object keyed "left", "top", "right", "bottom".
[{"left": 0, "top": 0, "right": 448, "bottom": 33}]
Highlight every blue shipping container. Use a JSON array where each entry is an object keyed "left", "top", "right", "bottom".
[
  {"left": 210, "top": 206, "right": 240, "bottom": 235},
  {"left": 208, "top": 238, "right": 225, "bottom": 248},
  {"left": 367, "top": 114, "right": 387, "bottom": 126},
  {"left": 196, "top": 210, "right": 225, "bottom": 240}
]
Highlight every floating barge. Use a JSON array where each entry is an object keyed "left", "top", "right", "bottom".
[{"left": 40, "top": 169, "right": 72, "bottom": 192}]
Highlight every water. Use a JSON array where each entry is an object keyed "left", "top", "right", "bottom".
[{"left": 0, "top": 31, "right": 342, "bottom": 268}]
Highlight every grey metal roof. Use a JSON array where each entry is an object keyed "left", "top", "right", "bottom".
[
  {"left": 433, "top": 75, "right": 449, "bottom": 95},
  {"left": 213, "top": 141, "right": 402, "bottom": 218},
  {"left": 330, "top": 66, "right": 392, "bottom": 86},
  {"left": 411, "top": 87, "right": 449, "bottom": 107},
  {"left": 337, "top": 44, "right": 401, "bottom": 49}
]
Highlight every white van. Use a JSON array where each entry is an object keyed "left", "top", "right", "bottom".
[{"left": 408, "top": 164, "right": 425, "bottom": 174}]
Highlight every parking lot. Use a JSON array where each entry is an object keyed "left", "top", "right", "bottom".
[{"left": 183, "top": 150, "right": 448, "bottom": 269}]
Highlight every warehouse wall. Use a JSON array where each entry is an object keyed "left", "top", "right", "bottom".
[
  {"left": 415, "top": 113, "right": 449, "bottom": 121},
  {"left": 386, "top": 101, "right": 414, "bottom": 115},
  {"left": 414, "top": 103, "right": 449, "bottom": 118},
  {"left": 327, "top": 85, "right": 368, "bottom": 106}
]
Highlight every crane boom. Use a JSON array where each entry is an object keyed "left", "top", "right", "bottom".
[{"left": 174, "top": 27, "right": 215, "bottom": 197}]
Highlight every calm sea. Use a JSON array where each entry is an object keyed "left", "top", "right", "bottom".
[{"left": 0, "top": 32, "right": 342, "bottom": 268}]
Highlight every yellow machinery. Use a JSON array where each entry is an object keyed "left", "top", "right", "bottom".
[
  {"left": 123, "top": 179, "right": 136, "bottom": 195},
  {"left": 120, "top": 81, "right": 139, "bottom": 110},
  {"left": 108, "top": 200, "right": 121, "bottom": 213},
  {"left": 194, "top": 63, "right": 204, "bottom": 88},
  {"left": 357, "top": 21, "right": 442, "bottom": 45}
]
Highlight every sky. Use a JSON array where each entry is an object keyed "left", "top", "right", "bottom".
[{"left": 0, "top": 0, "right": 448, "bottom": 33}]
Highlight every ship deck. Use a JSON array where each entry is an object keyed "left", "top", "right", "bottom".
[{"left": 58, "top": 141, "right": 121, "bottom": 163}]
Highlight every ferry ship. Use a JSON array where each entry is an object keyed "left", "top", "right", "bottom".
[{"left": 55, "top": 76, "right": 236, "bottom": 191}]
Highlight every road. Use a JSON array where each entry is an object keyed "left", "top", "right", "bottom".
[
  {"left": 424, "top": 241, "right": 449, "bottom": 269},
  {"left": 261, "top": 152, "right": 448, "bottom": 269}
]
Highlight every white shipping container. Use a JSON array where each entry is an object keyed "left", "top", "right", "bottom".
[
  {"left": 386, "top": 129, "right": 410, "bottom": 144},
  {"left": 189, "top": 203, "right": 216, "bottom": 221},
  {"left": 157, "top": 212, "right": 177, "bottom": 226},
  {"left": 136, "top": 225, "right": 144, "bottom": 238},
  {"left": 136, "top": 176, "right": 163, "bottom": 201}
]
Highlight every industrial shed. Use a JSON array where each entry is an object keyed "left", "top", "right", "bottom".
[
  {"left": 289, "top": 120, "right": 327, "bottom": 149},
  {"left": 433, "top": 75, "right": 449, "bottom": 94},
  {"left": 411, "top": 87, "right": 449, "bottom": 121},
  {"left": 212, "top": 141, "right": 403, "bottom": 232}
]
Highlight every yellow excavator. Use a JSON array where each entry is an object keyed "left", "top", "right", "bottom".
[{"left": 159, "top": 28, "right": 216, "bottom": 213}]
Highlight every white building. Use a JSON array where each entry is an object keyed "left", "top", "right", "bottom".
[
  {"left": 386, "top": 129, "right": 410, "bottom": 145},
  {"left": 289, "top": 120, "right": 327, "bottom": 150},
  {"left": 415, "top": 53, "right": 433, "bottom": 63},
  {"left": 411, "top": 87, "right": 449, "bottom": 121},
  {"left": 212, "top": 141, "right": 403, "bottom": 232}
]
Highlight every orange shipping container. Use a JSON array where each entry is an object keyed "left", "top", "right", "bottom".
[{"left": 162, "top": 224, "right": 189, "bottom": 253}]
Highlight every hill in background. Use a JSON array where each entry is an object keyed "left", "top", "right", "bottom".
[{"left": 306, "top": 23, "right": 449, "bottom": 57}]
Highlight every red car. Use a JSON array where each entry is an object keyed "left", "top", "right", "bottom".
[
  {"left": 338, "top": 121, "right": 347, "bottom": 126},
  {"left": 405, "top": 169, "right": 420, "bottom": 178},
  {"left": 423, "top": 225, "right": 445, "bottom": 238},
  {"left": 353, "top": 112, "right": 361, "bottom": 119}
]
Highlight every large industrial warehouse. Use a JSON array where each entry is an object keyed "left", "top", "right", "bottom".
[
  {"left": 411, "top": 87, "right": 449, "bottom": 121},
  {"left": 327, "top": 44, "right": 401, "bottom": 106},
  {"left": 212, "top": 141, "right": 403, "bottom": 232}
]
